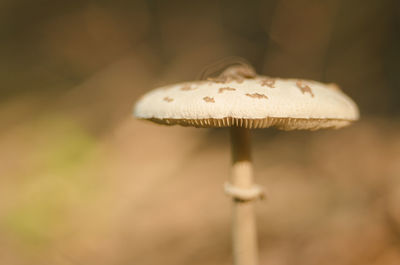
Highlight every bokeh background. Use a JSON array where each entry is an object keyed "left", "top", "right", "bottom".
[{"left": 1, "top": 0, "right": 400, "bottom": 264}]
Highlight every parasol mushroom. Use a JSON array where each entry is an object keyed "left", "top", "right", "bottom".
[{"left": 133, "top": 64, "right": 359, "bottom": 265}]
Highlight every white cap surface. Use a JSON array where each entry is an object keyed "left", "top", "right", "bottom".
[{"left": 134, "top": 67, "right": 359, "bottom": 130}]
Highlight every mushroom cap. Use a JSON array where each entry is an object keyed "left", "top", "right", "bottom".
[{"left": 134, "top": 68, "right": 359, "bottom": 130}]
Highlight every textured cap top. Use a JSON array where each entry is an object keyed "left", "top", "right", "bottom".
[{"left": 134, "top": 65, "right": 359, "bottom": 130}]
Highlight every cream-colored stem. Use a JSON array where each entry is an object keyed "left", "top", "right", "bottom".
[{"left": 230, "top": 127, "right": 258, "bottom": 265}]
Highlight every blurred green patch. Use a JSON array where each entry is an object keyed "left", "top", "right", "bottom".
[{"left": 2, "top": 115, "right": 102, "bottom": 247}]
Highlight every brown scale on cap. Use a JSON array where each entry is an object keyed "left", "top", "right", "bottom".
[
  {"left": 208, "top": 65, "right": 256, "bottom": 84},
  {"left": 180, "top": 84, "right": 196, "bottom": 91},
  {"left": 328, "top": 83, "right": 342, "bottom": 91},
  {"left": 260, "top": 78, "right": 275, "bottom": 88},
  {"left": 219, "top": 87, "right": 237, "bottom": 93},
  {"left": 246, "top": 93, "right": 268, "bottom": 99},
  {"left": 296, "top": 81, "right": 314, "bottom": 97},
  {"left": 163, "top": 97, "right": 174, "bottom": 102},
  {"left": 203, "top": 96, "right": 215, "bottom": 103}
]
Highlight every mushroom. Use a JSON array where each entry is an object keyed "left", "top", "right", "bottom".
[{"left": 133, "top": 65, "right": 359, "bottom": 265}]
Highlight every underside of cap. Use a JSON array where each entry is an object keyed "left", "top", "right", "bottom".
[{"left": 144, "top": 117, "right": 352, "bottom": 130}]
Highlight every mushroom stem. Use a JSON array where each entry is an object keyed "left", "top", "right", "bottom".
[{"left": 229, "top": 127, "right": 259, "bottom": 265}]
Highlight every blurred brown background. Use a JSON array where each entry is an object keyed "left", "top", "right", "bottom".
[{"left": 1, "top": 0, "right": 400, "bottom": 264}]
